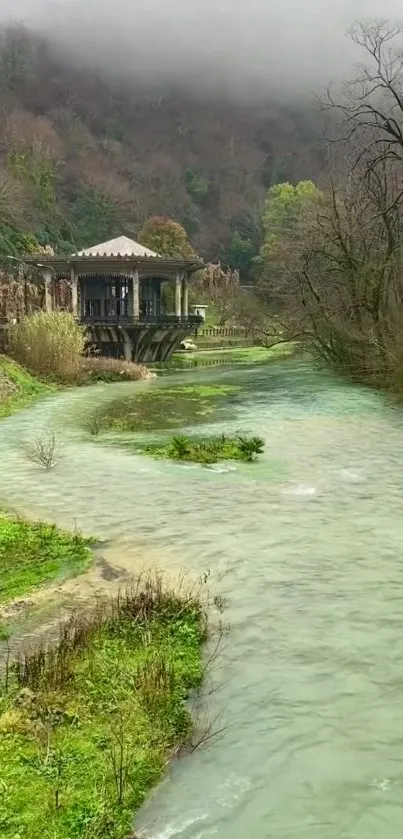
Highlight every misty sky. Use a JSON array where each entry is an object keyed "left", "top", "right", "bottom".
[{"left": 2, "top": 0, "right": 403, "bottom": 96}]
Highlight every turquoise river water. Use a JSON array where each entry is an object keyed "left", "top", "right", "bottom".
[{"left": 1, "top": 357, "right": 403, "bottom": 838}]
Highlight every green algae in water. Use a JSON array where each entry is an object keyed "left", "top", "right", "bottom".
[{"left": 94, "top": 383, "right": 240, "bottom": 432}]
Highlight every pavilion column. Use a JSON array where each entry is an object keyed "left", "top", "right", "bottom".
[
  {"left": 182, "top": 274, "right": 189, "bottom": 318},
  {"left": 175, "top": 271, "right": 182, "bottom": 318},
  {"left": 80, "top": 277, "right": 86, "bottom": 317},
  {"left": 43, "top": 268, "right": 53, "bottom": 312},
  {"left": 132, "top": 267, "right": 140, "bottom": 318},
  {"left": 152, "top": 279, "right": 159, "bottom": 317},
  {"left": 155, "top": 280, "right": 162, "bottom": 317},
  {"left": 70, "top": 268, "right": 78, "bottom": 317}
]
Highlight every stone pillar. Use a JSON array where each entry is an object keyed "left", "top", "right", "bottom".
[
  {"left": 126, "top": 273, "right": 134, "bottom": 317},
  {"left": 182, "top": 274, "right": 189, "bottom": 318},
  {"left": 155, "top": 280, "right": 162, "bottom": 317},
  {"left": 43, "top": 269, "right": 53, "bottom": 312},
  {"left": 71, "top": 268, "right": 78, "bottom": 317},
  {"left": 133, "top": 267, "right": 140, "bottom": 318},
  {"left": 175, "top": 271, "right": 182, "bottom": 318},
  {"left": 122, "top": 330, "right": 133, "bottom": 361},
  {"left": 151, "top": 279, "right": 158, "bottom": 317},
  {"left": 80, "top": 277, "right": 86, "bottom": 318}
]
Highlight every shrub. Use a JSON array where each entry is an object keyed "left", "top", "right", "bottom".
[
  {"left": 167, "top": 435, "right": 191, "bottom": 459},
  {"left": 83, "top": 408, "right": 104, "bottom": 436},
  {"left": 24, "top": 430, "right": 59, "bottom": 469},
  {"left": 236, "top": 435, "right": 265, "bottom": 462},
  {"left": 7, "top": 311, "right": 86, "bottom": 380}
]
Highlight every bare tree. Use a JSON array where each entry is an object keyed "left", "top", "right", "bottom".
[
  {"left": 24, "top": 431, "right": 60, "bottom": 470},
  {"left": 193, "top": 263, "right": 242, "bottom": 325},
  {"left": 270, "top": 158, "right": 403, "bottom": 382},
  {"left": 324, "top": 21, "right": 403, "bottom": 173},
  {"left": 257, "top": 21, "right": 403, "bottom": 384}
]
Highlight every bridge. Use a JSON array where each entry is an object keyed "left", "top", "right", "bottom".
[{"left": 24, "top": 236, "right": 203, "bottom": 362}]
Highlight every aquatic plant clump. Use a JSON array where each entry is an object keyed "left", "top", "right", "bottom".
[
  {"left": 0, "top": 577, "right": 206, "bottom": 839},
  {"left": 144, "top": 433, "right": 265, "bottom": 464}
]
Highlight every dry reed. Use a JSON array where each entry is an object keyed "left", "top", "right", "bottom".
[{"left": 7, "top": 310, "right": 86, "bottom": 379}]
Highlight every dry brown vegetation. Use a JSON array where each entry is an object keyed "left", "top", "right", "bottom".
[
  {"left": 77, "top": 356, "right": 150, "bottom": 383},
  {"left": 7, "top": 311, "right": 86, "bottom": 379}
]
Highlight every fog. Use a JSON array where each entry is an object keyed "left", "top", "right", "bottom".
[{"left": 1, "top": 0, "right": 403, "bottom": 97}]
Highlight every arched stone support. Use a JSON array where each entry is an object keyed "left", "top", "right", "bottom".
[{"left": 86, "top": 321, "right": 195, "bottom": 363}]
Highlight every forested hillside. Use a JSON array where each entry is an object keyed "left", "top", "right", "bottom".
[{"left": 0, "top": 25, "right": 323, "bottom": 264}]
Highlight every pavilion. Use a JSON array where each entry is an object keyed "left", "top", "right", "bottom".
[{"left": 24, "top": 236, "right": 203, "bottom": 362}]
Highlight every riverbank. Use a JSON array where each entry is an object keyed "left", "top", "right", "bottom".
[
  {"left": 0, "top": 512, "right": 93, "bottom": 639},
  {"left": 166, "top": 342, "right": 298, "bottom": 370},
  {"left": 0, "top": 356, "right": 52, "bottom": 418},
  {"left": 0, "top": 576, "right": 206, "bottom": 839},
  {"left": 0, "top": 508, "right": 208, "bottom": 838},
  {"left": 0, "top": 354, "right": 152, "bottom": 418},
  {"left": 0, "top": 513, "right": 92, "bottom": 606}
]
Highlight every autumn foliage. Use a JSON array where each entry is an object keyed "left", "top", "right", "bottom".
[{"left": 138, "top": 216, "right": 198, "bottom": 260}]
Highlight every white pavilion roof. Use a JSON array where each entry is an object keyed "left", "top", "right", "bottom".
[{"left": 75, "top": 235, "right": 159, "bottom": 258}]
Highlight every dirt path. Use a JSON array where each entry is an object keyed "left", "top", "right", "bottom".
[{"left": 0, "top": 539, "right": 199, "bottom": 662}]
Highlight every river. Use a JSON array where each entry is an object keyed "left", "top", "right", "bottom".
[{"left": 2, "top": 357, "right": 403, "bottom": 838}]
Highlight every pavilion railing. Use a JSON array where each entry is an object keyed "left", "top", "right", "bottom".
[{"left": 81, "top": 312, "right": 202, "bottom": 328}]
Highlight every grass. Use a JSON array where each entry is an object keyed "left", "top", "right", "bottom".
[
  {"left": 142, "top": 433, "right": 265, "bottom": 464},
  {"left": 0, "top": 578, "right": 206, "bottom": 839},
  {"left": 0, "top": 355, "right": 52, "bottom": 418},
  {"left": 0, "top": 514, "right": 92, "bottom": 605}
]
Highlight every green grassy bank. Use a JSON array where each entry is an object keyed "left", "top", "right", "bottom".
[
  {"left": 0, "top": 514, "right": 92, "bottom": 606},
  {"left": 0, "top": 579, "right": 206, "bottom": 839},
  {"left": 0, "top": 513, "right": 93, "bottom": 641},
  {"left": 0, "top": 355, "right": 52, "bottom": 418},
  {"left": 0, "top": 354, "right": 150, "bottom": 420}
]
